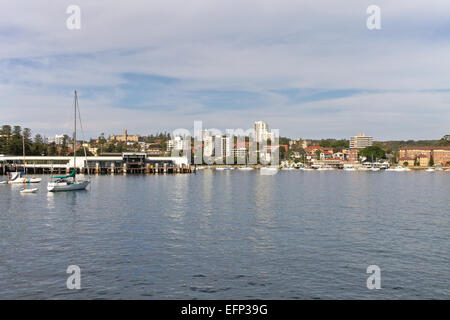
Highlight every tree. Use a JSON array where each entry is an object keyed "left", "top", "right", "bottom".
[
  {"left": 359, "top": 146, "right": 386, "bottom": 160},
  {"left": 8, "top": 125, "right": 23, "bottom": 155},
  {"left": 429, "top": 155, "right": 434, "bottom": 167},
  {"left": 75, "top": 149, "right": 93, "bottom": 156},
  {"left": 23, "top": 128, "right": 32, "bottom": 155},
  {"left": 403, "top": 161, "right": 409, "bottom": 167},
  {"left": 0, "top": 125, "right": 12, "bottom": 154},
  {"left": 48, "top": 143, "right": 58, "bottom": 156},
  {"left": 31, "top": 134, "right": 46, "bottom": 155},
  {"left": 61, "top": 135, "right": 69, "bottom": 155}
]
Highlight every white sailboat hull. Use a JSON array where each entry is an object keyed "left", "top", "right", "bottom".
[
  {"left": 238, "top": 167, "right": 254, "bottom": 171},
  {"left": 47, "top": 180, "right": 89, "bottom": 192},
  {"left": 8, "top": 178, "right": 42, "bottom": 184},
  {"left": 20, "top": 188, "right": 38, "bottom": 193}
]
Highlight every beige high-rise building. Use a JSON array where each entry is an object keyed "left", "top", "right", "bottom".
[{"left": 349, "top": 133, "right": 373, "bottom": 149}]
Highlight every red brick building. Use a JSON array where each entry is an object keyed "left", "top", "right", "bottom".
[
  {"left": 398, "top": 146, "right": 450, "bottom": 166},
  {"left": 348, "top": 148, "right": 359, "bottom": 162}
]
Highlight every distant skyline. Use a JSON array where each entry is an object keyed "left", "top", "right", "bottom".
[{"left": 1, "top": 1, "right": 450, "bottom": 140}]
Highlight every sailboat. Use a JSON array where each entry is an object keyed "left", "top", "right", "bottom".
[
  {"left": 47, "top": 91, "right": 90, "bottom": 192},
  {"left": 7, "top": 135, "right": 42, "bottom": 184},
  {"left": 7, "top": 171, "right": 42, "bottom": 184}
]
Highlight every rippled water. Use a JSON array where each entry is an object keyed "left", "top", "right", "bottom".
[{"left": 0, "top": 170, "right": 448, "bottom": 299}]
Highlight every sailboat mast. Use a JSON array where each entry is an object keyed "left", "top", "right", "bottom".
[
  {"left": 74, "top": 90, "right": 77, "bottom": 175},
  {"left": 22, "top": 134, "right": 25, "bottom": 172}
]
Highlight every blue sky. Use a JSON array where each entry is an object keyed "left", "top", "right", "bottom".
[{"left": 0, "top": 0, "right": 449, "bottom": 140}]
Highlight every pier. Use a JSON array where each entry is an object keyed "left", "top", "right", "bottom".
[{"left": 0, "top": 153, "right": 193, "bottom": 175}]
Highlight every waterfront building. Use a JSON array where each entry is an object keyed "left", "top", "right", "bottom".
[
  {"left": 305, "top": 146, "right": 334, "bottom": 159},
  {"left": 348, "top": 148, "right": 359, "bottom": 162},
  {"left": 212, "top": 135, "right": 232, "bottom": 159},
  {"left": 201, "top": 130, "right": 214, "bottom": 157},
  {"left": 333, "top": 152, "right": 345, "bottom": 160},
  {"left": 167, "top": 136, "right": 185, "bottom": 151},
  {"left": 109, "top": 130, "right": 141, "bottom": 143},
  {"left": 320, "top": 150, "right": 334, "bottom": 160},
  {"left": 221, "top": 136, "right": 232, "bottom": 158},
  {"left": 349, "top": 133, "right": 373, "bottom": 149},
  {"left": 0, "top": 153, "right": 189, "bottom": 175},
  {"left": 399, "top": 146, "right": 450, "bottom": 166},
  {"left": 418, "top": 155, "right": 430, "bottom": 167},
  {"left": 399, "top": 157, "right": 415, "bottom": 166}
]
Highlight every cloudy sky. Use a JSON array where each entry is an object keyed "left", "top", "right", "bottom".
[{"left": 1, "top": 0, "right": 449, "bottom": 140}]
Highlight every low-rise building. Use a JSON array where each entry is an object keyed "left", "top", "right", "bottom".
[
  {"left": 399, "top": 146, "right": 450, "bottom": 166},
  {"left": 348, "top": 148, "right": 359, "bottom": 162},
  {"left": 399, "top": 157, "right": 415, "bottom": 166}
]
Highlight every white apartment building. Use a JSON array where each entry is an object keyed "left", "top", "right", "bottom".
[
  {"left": 48, "top": 134, "right": 66, "bottom": 145},
  {"left": 213, "top": 135, "right": 232, "bottom": 158},
  {"left": 202, "top": 130, "right": 214, "bottom": 157},
  {"left": 349, "top": 133, "right": 373, "bottom": 149},
  {"left": 167, "top": 136, "right": 185, "bottom": 151},
  {"left": 254, "top": 121, "right": 274, "bottom": 143}
]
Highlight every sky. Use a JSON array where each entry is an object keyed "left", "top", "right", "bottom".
[{"left": 0, "top": 0, "right": 449, "bottom": 140}]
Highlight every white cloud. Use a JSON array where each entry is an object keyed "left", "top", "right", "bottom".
[{"left": 0, "top": 0, "right": 449, "bottom": 139}]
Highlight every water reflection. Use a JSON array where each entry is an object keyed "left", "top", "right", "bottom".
[{"left": 0, "top": 172, "right": 448, "bottom": 299}]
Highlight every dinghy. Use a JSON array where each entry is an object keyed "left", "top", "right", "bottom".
[{"left": 20, "top": 188, "right": 38, "bottom": 194}]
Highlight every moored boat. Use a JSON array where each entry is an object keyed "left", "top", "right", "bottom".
[
  {"left": 238, "top": 167, "right": 254, "bottom": 171},
  {"left": 47, "top": 91, "right": 90, "bottom": 192},
  {"left": 260, "top": 166, "right": 279, "bottom": 175},
  {"left": 20, "top": 188, "right": 38, "bottom": 193},
  {"left": 7, "top": 172, "right": 42, "bottom": 184}
]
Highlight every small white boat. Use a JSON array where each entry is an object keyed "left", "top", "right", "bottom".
[
  {"left": 343, "top": 166, "right": 356, "bottom": 171},
  {"left": 281, "top": 167, "right": 295, "bottom": 171},
  {"left": 425, "top": 168, "right": 435, "bottom": 172},
  {"left": 300, "top": 167, "right": 314, "bottom": 171},
  {"left": 370, "top": 167, "right": 381, "bottom": 172},
  {"left": 358, "top": 167, "right": 370, "bottom": 171},
  {"left": 20, "top": 188, "right": 38, "bottom": 193},
  {"left": 0, "top": 181, "right": 7, "bottom": 184},
  {"left": 215, "top": 167, "right": 233, "bottom": 171},
  {"left": 238, "top": 167, "right": 254, "bottom": 171},
  {"left": 260, "top": 167, "right": 279, "bottom": 175},
  {"left": 392, "top": 166, "right": 410, "bottom": 172}
]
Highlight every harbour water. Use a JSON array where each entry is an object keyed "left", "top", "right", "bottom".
[{"left": 0, "top": 170, "right": 448, "bottom": 299}]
